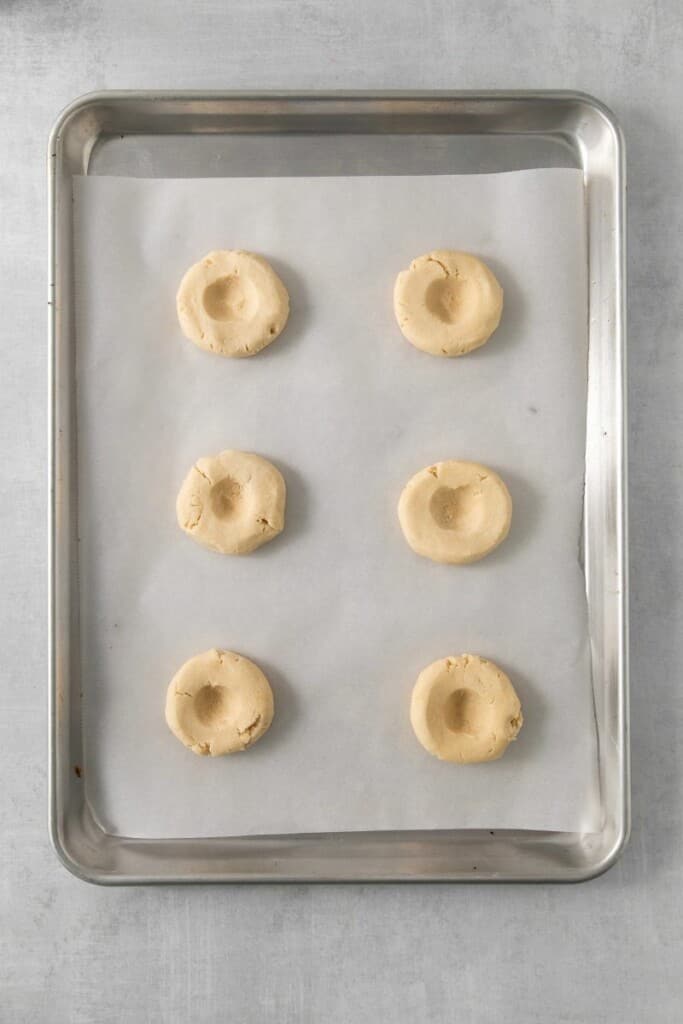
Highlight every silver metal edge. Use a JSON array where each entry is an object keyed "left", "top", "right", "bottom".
[
  {"left": 48, "top": 107, "right": 82, "bottom": 882},
  {"left": 48, "top": 90, "right": 629, "bottom": 884},
  {"left": 586, "top": 96, "right": 630, "bottom": 878},
  {"left": 563, "top": 93, "right": 630, "bottom": 882},
  {"left": 47, "top": 114, "right": 62, "bottom": 873}
]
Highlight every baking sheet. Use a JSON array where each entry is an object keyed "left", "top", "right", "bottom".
[{"left": 73, "top": 169, "right": 599, "bottom": 838}]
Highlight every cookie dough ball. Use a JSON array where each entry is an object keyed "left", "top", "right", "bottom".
[
  {"left": 176, "top": 250, "right": 289, "bottom": 357},
  {"left": 177, "top": 449, "right": 286, "bottom": 555},
  {"left": 394, "top": 250, "right": 503, "bottom": 356},
  {"left": 398, "top": 460, "right": 511, "bottom": 564},
  {"left": 166, "top": 648, "right": 274, "bottom": 756},
  {"left": 410, "top": 654, "right": 522, "bottom": 763}
]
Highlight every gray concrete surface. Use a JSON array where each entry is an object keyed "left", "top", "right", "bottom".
[{"left": 1, "top": 1, "right": 681, "bottom": 1021}]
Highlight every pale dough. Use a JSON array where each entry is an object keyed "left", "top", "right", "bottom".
[
  {"left": 398, "top": 460, "right": 511, "bottom": 564},
  {"left": 176, "top": 250, "right": 289, "bottom": 357},
  {"left": 410, "top": 654, "right": 523, "bottom": 764},
  {"left": 393, "top": 249, "right": 503, "bottom": 356},
  {"left": 166, "top": 648, "right": 274, "bottom": 756},
  {"left": 177, "top": 449, "right": 286, "bottom": 555}
]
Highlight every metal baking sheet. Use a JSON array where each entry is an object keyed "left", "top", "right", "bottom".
[{"left": 48, "top": 92, "right": 628, "bottom": 882}]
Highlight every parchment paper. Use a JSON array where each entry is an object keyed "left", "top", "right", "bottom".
[{"left": 73, "top": 170, "right": 600, "bottom": 838}]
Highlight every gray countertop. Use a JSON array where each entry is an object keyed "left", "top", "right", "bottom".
[{"left": 1, "top": 1, "right": 681, "bottom": 1020}]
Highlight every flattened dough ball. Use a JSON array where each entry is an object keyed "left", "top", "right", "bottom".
[
  {"left": 177, "top": 449, "right": 286, "bottom": 555},
  {"left": 398, "top": 460, "right": 511, "bottom": 564},
  {"left": 410, "top": 654, "right": 523, "bottom": 763},
  {"left": 394, "top": 250, "right": 503, "bottom": 356},
  {"left": 176, "top": 250, "right": 289, "bottom": 357},
  {"left": 166, "top": 648, "right": 274, "bottom": 756}
]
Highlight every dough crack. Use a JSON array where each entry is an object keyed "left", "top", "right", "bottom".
[
  {"left": 238, "top": 714, "right": 262, "bottom": 744},
  {"left": 238, "top": 714, "right": 262, "bottom": 735},
  {"left": 185, "top": 504, "right": 203, "bottom": 530},
  {"left": 187, "top": 732, "right": 211, "bottom": 756},
  {"left": 427, "top": 256, "right": 451, "bottom": 277}
]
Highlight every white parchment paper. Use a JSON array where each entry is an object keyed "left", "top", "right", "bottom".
[{"left": 74, "top": 170, "right": 600, "bottom": 838}]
